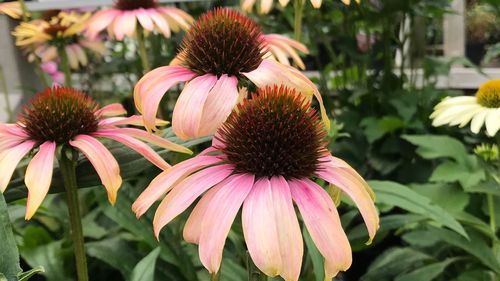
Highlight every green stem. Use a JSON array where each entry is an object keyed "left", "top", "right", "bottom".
[
  {"left": 293, "top": 0, "right": 305, "bottom": 42},
  {"left": 59, "top": 148, "right": 89, "bottom": 281},
  {"left": 0, "top": 65, "right": 14, "bottom": 122},
  {"left": 487, "top": 194, "right": 497, "bottom": 242},
  {"left": 58, "top": 46, "right": 72, "bottom": 87},
  {"left": 136, "top": 26, "right": 151, "bottom": 73},
  {"left": 210, "top": 272, "right": 220, "bottom": 281}
]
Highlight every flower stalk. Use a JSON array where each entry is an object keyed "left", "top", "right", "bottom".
[
  {"left": 293, "top": 0, "right": 305, "bottom": 41},
  {"left": 0, "top": 65, "right": 14, "bottom": 122},
  {"left": 58, "top": 46, "right": 73, "bottom": 87},
  {"left": 136, "top": 26, "right": 151, "bottom": 73},
  {"left": 59, "top": 147, "right": 89, "bottom": 281}
]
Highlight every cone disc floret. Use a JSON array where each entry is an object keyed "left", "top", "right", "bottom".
[
  {"left": 217, "top": 86, "right": 328, "bottom": 179},
  {"left": 20, "top": 86, "right": 99, "bottom": 144},
  {"left": 476, "top": 79, "right": 500, "bottom": 108},
  {"left": 179, "top": 8, "right": 265, "bottom": 77},
  {"left": 114, "top": 0, "right": 158, "bottom": 10}
]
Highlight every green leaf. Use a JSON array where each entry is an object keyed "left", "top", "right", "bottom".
[
  {"left": 409, "top": 183, "right": 470, "bottom": 213},
  {"left": 369, "top": 180, "right": 468, "bottom": 238},
  {"left": 361, "top": 247, "right": 432, "bottom": 281},
  {"left": 18, "top": 266, "right": 45, "bottom": 281},
  {"left": 303, "top": 227, "right": 324, "bottom": 281},
  {"left": 4, "top": 131, "right": 211, "bottom": 203},
  {"left": 130, "top": 247, "right": 161, "bottom": 281},
  {"left": 428, "top": 227, "right": 500, "bottom": 274},
  {"left": 429, "top": 161, "right": 484, "bottom": 188},
  {"left": 348, "top": 214, "right": 424, "bottom": 244},
  {"left": 402, "top": 135, "right": 470, "bottom": 166},
  {"left": 20, "top": 240, "right": 67, "bottom": 281},
  {"left": 361, "top": 116, "right": 404, "bottom": 143},
  {"left": 395, "top": 258, "right": 458, "bottom": 281},
  {"left": 0, "top": 192, "right": 21, "bottom": 281},
  {"left": 0, "top": 273, "right": 6, "bottom": 281},
  {"left": 86, "top": 237, "right": 139, "bottom": 278}
]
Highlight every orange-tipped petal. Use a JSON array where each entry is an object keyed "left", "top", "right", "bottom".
[
  {"left": 95, "top": 103, "right": 127, "bottom": 117},
  {"left": 116, "top": 127, "right": 192, "bottom": 154},
  {"left": 135, "top": 8, "right": 155, "bottom": 31},
  {"left": 0, "top": 141, "right": 36, "bottom": 192},
  {"left": 70, "top": 135, "right": 122, "bottom": 204},
  {"left": 24, "top": 141, "right": 56, "bottom": 220}
]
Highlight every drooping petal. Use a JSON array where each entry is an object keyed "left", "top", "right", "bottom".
[
  {"left": 114, "top": 11, "right": 137, "bottom": 40},
  {"left": 86, "top": 9, "right": 121, "bottom": 39},
  {"left": 241, "top": 0, "right": 257, "bottom": 12},
  {"left": 95, "top": 103, "right": 127, "bottom": 117},
  {"left": 310, "top": 0, "right": 322, "bottom": 8},
  {"left": 485, "top": 109, "right": 500, "bottom": 136},
  {"left": 260, "top": 0, "right": 274, "bottom": 14},
  {"left": 134, "top": 65, "right": 196, "bottom": 131},
  {"left": 98, "top": 115, "right": 169, "bottom": 127},
  {"left": 470, "top": 109, "right": 489, "bottom": 134},
  {"left": 65, "top": 46, "right": 79, "bottom": 69},
  {"left": 316, "top": 165, "right": 379, "bottom": 243},
  {"left": 198, "top": 74, "right": 240, "bottom": 137},
  {"left": 289, "top": 179, "right": 352, "bottom": 278},
  {"left": 69, "top": 135, "right": 122, "bottom": 204},
  {"left": 132, "top": 155, "right": 223, "bottom": 217},
  {"left": 0, "top": 141, "right": 36, "bottom": 192},
  {"left": 24, "top": 141, "right": 56, "bottom": 220},
  {"left": 242, "top": 178, "right": 282, "bottom": 277},
  {"left": 92, "top": 130, "right": 170, "bottom": 170},
  {"left": 199, "top": 174, "right": 254, "bottom": 274},
  {"left": 262, "top": 34, "right": 309, "bottom": 70},
  {"left": 153, "top": 164, "right": 233, "bottom": 237},
  {"left": 148, "top": 9, "right": 171, "bottom": 38},
  {"left": 183, "top": 182, "right": 224, "bottom": 244},
  {"left": 114, "top": 127, "right": 192, "bottom": 154},
  {"left": 135, "top": 8, "right": 155, "bottom": 31},
  {"left": 243, "top": 59, "right": 330, "bottom": 130},
  {"left": 270, "top": 176, "right": 303, "bottom": 281},
  {"left": 160, "top": 7, "right": 193, "bottom": 32},
  {"left": 172, "top": 74, "right": 218, "bottom": 140}
]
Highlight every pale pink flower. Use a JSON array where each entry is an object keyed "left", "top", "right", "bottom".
[
  {"left": 0, "top": 86, "right": 191, "bottom": 220},
  {"left": 85, "top": 0, "right": 193, "bottom": 40},
  {"left": 134, "top": 8, "right": 326, "bottom": 140},
  {"left": 40, "top": 61, "right": 65, "bottom": 84},
  {"left": 133, "top": 86, "right": 379, "bottom": 281}
]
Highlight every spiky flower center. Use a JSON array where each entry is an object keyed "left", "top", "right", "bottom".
[
  {"left": 217, "top": 86, "right": 328, "bottom": 179},
  {"left": 179, "top": 8, "right": 265, "bottom": 77},
  {"left": 476, "top": 79, "right": 500, "bottom": 108},
  {"left": 20, "top": 87, "right": 99, "bottom": 144},
  {"left": 114, "top": 0, "right": 158, "bottom": 10}
]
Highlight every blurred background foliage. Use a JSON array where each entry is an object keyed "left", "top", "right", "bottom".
[{"left": 1, "top": 0, "right": 500, "bottom": 280}]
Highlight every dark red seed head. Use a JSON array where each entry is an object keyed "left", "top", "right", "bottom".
[
  {"left": 20, "top": 86, "right": 99, "bottom": 144},
  {"left": 114, "top": 0, "right": 158, "bottom": 10},
  {"left": 217, "top": 85, "right": 328, "bottom": 180},
  {"left": 179, "top": 8, "right": 266, "bottom": 77}
]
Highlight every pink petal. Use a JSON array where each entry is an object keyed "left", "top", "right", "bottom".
[
  {"left": 114, "top": 11, "right": 137, "bottom": 40},
  {"left": 147, "top": 9, "right": 171, "bottom": 38},
  {"left": 183, "top": 182, "right": 224, "bottom": 244},
  {"left": 95, "top": 103, "right": 127, "bottom": 118},
  {"left": 86, "top": 9, "right": 120, "bottom": 39},
  {"left": 241, "top": 0, "right": 257, "bottom": 12},
  {"left": 153, "top": 164, "right": 233, "bottom": 238},
  {"left": 0, "top": 141, "right": 36, "bottom": 192},
  {"left": 172, "top": 74, "right": 218, "bottom": 140},
  {"left": 132, "top": 155, "right": 223, "bottom": 217},
  {"left": 114, "top": 127, "right": 192, "bottom": 154},
  {"left": 133, "top": 65, "right": 196, "bottom": 131},
  {"left": 69, "top": 135, "right": 122, "bottom": 204},
  {"left": 199, "top": 174, "right": 254, "bottom": 273},
  {"left": 198, "top": 74, "right": 240, "bottom": 137},
  {"left": 289, "top": 179, "right": 352, "bottom": 278},
  {"left": 263, "top": 34, "right": 308, "bottom": 70},
  {"left": 92, "top": 130, "right": 170, "bottom": 170},
  {"left": 159, "top": 7, "right": 193, "bottom": 32},
  {"left": 310, "top": 0, "right": 322, "bottom": 8},
  {"left": 270, "top": 176, "right": 303, "bottom": 281},
  {"left": 98, "top": 115, "right": 169, "bottom": 127},
  {"left": 242, "top": 178, "right": 282, "bottom": 276},
  {"left": 242, "top": 59, "right": 330, "bottom": 130},
  {"left": 0, "top": 124, "right": 28, "bottom": 138},
  {"left": 135, "top": 8, "right": 155, "bottom": 31},
  {"left": 259, "top": 0, "right": 273, "bottom": 13},
  {"left": 24, "top": 141, "right": 56, "bottom": 220},
  {"left": 316, "top": 164, "right": 379, "bottom": 243}
]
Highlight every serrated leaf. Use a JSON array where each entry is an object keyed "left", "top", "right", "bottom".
[
  {"left": 0, "top": 192, "right": 21, "bottom": 281},
  {"left": 369, "top": 180, "right": 468, "bottom": 238},
  {"left": 130, "top": 247, "right": 161, "bottom": 281},
  {"left": 429, "top": 161, "right": 484, "bottom": 188}
]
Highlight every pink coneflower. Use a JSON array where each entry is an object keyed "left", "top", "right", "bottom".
[
  {"left": 85, "top": 0, "right": 193, "bottom": 40},
  {"left": 134, "top": 8, "right": 327, "bottom": 140},
  {"left": 133, "top": 86, "right": 379, "bottom": 280},
  {"left": 0, "top": 86, "right": 191, "bottom": 220},
  {"left": 40, "top": 61, "right": 64, "bottom": 83}
]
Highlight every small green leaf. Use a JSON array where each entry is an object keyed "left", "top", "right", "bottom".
[
  {"left": 429, "top": 161, "right": 484, "bottom": 188},
  {"left": 395, "top": 258, "right": 458, "bottom": 281},
  {"left": 130, "top": 247, "right": 161, "bottom": 281},
  {"left": 18, "top": 266, "right": 45, "bottom": 281},
  {"left": 303, "top": 227, "right": 324, "bottom": 281},
  {"left": 369, "top": 180, "right": 468, "bottom": 238},
  {"left": 402, "top": 135, "right": 470, "bottom": 166},
  {"left": 0, "top": 192, "right": 21, "bottom": 281}
]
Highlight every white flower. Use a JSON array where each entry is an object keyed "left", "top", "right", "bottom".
[{"left": 430, "top": 80, "right": 500, "bottom": 136}]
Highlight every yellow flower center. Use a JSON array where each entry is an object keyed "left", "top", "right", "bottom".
[{"left": 476, "top": 79, "right": 500, "bottom": 108}]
